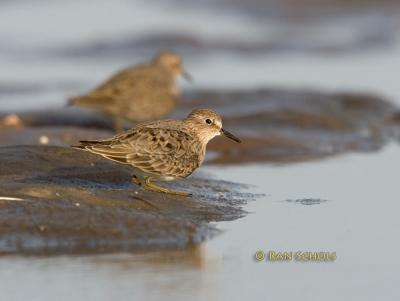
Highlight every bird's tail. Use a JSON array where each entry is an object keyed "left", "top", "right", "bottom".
[
  {"left": 72, "top": 139, "right": 130, "bottom": 164},
  {"left": 66, "top": 96, "right": 78, "bottom": 107},
  {"left": 72, "top": 139, "right": 106, "bottom": 150}
]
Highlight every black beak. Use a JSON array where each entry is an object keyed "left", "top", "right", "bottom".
[
  {"left": 221, "top": 128, "right": 241, "bottom": 143},
  {"left": 182, "top": 70, "right": 193, "bottom": 82}
]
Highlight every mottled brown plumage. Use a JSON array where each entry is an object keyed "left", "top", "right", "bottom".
[
  {"left": 69, "top": 51, "right": 191, "bottom": 131},
  {"left": 74, "top": 109, "right": 241, "bottom": 196}
]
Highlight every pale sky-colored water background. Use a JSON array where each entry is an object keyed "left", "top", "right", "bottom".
[{"left": 0, "top": 0, "right": 399, "bottom": 300}]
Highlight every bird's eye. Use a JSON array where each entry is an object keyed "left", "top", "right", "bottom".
[{"left": 205, "top": 119, "right": 212, "bottom": 125}]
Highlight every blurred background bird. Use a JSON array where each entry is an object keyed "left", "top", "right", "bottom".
[{"left": 68, "top": 51, "right": 192, "bottom": 132}]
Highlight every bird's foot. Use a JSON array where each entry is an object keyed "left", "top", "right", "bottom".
[
  {"left": 143, "top": 177, "right": 191, "bottom": 197},
  {"left": 131, "top": 175, "right": 142, "bottom": 186}
]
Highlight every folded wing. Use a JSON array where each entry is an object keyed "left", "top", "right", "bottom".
[{"left": 75, "top": 127, "right": 201, "bottom": 178}]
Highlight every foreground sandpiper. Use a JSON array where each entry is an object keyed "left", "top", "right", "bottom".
[
  {"left": 74, "top": 109, "right": 241, "bottom": 196},
  {"left": 68, "top": 51, "right": 191, "bottom": 131}
]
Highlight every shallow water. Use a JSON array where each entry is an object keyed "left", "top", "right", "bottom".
[
  {"left": 0, "top": 0, "right": 399, "bottom": 299},
  {"left": 1, "top": 145, "right": 399, "bottom": 300}
]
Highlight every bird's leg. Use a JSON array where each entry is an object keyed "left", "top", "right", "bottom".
[
  {"left": 143, "top": 177, "right": 191, "bottom": 197},
  {"left": 131, "top": 175, "right": 142, "bottom": 186},
  {"left": 113, "top": 117, "right": 125, "bottom": 133}
]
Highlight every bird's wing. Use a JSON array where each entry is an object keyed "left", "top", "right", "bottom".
[
  {"left": 68, "top": 94, "right": 116, "bottom": 109},
  {"left": 94, "top": 66, "right": 173, "bottom": 100},
  {"left": 68, "top": 67, "right": 143, "bottom": 106},
  {"left": 79, "top": 126, "right": 201, "bottom": 178}
]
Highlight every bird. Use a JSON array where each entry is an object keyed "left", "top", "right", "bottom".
[
  {"left": 68, "top": 51, "right": 191, "bottom": 132},
  {"left": 73, "top": 109, "right": 241, "bottom": 196}
]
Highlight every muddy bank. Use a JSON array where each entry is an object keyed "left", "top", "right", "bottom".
[
  {"left": 40, "top": 0, "right": 400, "bottom": 60},
  {"left": 2, "top": 87, "right": 399, "bottom": 164},
  {"left": 47, "top": 26, "right": 396, "bottom": 61},
  {"left": 167, "top": 0, "right": 400, "bottom": 19},
  {"left": 0, "top": 81, "right": 82, "bottom": 97},
  {"left": 183, "top": 88, "right": 400, "bottom": 163},
  {"left": 0, "top": 146, "right": 252, "bottom": 255}
]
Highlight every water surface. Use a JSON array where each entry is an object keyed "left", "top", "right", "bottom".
[{"left": 1, "top": 145, "right": 399, "bottom": 300}]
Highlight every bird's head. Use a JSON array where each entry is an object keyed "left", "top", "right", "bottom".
[
  {"left": 152, "top": 51, "right": 192, "bottom": 82},
  {"left": 185, "top": 108, "right": 241, "bottom": 144}
]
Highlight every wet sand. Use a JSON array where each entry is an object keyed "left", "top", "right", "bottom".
[{"left": 0, "top": 146, "right": 254, "bottom": 254}]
